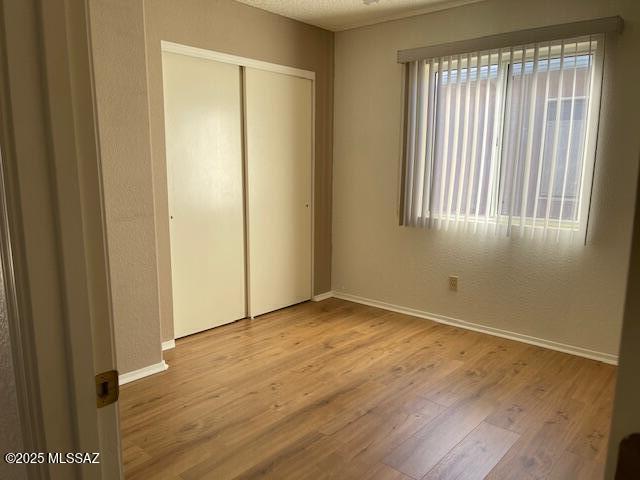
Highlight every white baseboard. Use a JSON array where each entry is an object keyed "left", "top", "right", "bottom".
[
  {"left": 312, "top": 291, "right": 334, "bottom": 302},
  {"left": 119, "top": 360, "right": 168, "bottom": 385},
  {"left": 161, "top": 339, "right": 176, "bottom": 351},
  {"left": 331, "top": 291, "right": 618, "bottom": 365}
]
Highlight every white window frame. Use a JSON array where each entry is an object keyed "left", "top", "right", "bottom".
[{"left": 422, "top": 38, "right": 604, "bottom": 236}]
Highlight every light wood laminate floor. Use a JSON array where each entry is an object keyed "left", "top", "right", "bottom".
[{"left": 120, "top": 298, "right": 616, "bottom": 480}]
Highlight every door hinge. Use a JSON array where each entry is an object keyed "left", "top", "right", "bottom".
[{"left": 95, "top": 370, "right": 119, "bottom": 408}]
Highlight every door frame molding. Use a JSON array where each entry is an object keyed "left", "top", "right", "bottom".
[
  {"left": 160, "top": 41, "right": 317, "bottom": 316},
  {"left": 160, "top": 41, "right": 316, "bottom": 81},
  {"left": 0, "top": 0, "right": 121, "bottom": 478}
]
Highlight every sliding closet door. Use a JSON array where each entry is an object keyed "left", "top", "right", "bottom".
[
  {"left": 244, "top": 68, "right": 313, "bottom": 317},
  {"left": 163, "top": 52, "right": 246, "bottom": 338}
]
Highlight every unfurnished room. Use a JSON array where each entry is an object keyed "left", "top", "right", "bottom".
[{"left": 0, "top": 0, "right": 640, "bottom": 479}]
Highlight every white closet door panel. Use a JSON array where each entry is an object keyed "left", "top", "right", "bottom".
[
  {"left": 163, "top": 52, "right": 246, "bottom": 338},
  {"left": 245, "top": 68, "right": 313, "bottom": 317}
]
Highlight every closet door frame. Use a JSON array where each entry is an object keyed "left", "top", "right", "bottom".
[{"left": 160, "top": 41, "right": 316, "bottom": 316}]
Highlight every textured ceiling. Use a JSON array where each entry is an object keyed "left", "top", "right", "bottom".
[{"left": 234, "top": 0, "right": 485, "bottom": 31}]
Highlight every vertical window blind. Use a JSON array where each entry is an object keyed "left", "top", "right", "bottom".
[{"left": 400, "top": 35, "right": 604, "bottom": 242}]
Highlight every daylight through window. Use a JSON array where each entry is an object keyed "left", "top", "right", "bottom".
[{"left": 401, "top": 36, "right": 603, "bottom": 242}]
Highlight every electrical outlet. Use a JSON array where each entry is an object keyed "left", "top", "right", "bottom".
[{"left": 448, "top": 275, "right": 458, "bottom": 291}]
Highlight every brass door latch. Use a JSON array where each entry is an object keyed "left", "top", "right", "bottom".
[{"left": 95, "top": 370, "right": 119, "bottom": 408}]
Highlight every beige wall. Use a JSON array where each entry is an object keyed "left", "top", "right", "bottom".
[
  {"left": 333, "top": 0, "right": 640, "bottom": 357},
  {"left": 144, "top": 0, "right": 334, "bottom": 341},
  {"left": 0, "top": 267, "right": 25, "bottom": 478},
  {"left": 90, "top": 0, "right": 163, "bottom": 374},
  {"left": 605, "top": 158, "right": 640, "bottom": 478}
]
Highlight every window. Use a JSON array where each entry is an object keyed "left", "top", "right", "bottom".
[{"left": 401, "top": 36, "right": 603, "bottom": 242}]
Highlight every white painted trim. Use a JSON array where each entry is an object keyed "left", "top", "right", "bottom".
[
  {"left": 312, "top": 291, "right": 334, "bottom": 302},
  {"left": 331, "top": 291, "right": 618, "bottom": 365},
  {"left": 161, "top": 41, "right": 315, "bottom": 80},
  {"left": 309, "top": 68, "right": 316, "bottom": 302},
  {"left": 119, "top": 360, "right": 168, "bottom": 385},
  {"left": 161, "top": 339, "right": 175, "bottom": 351}
]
